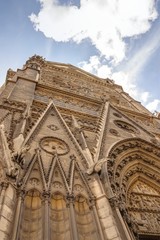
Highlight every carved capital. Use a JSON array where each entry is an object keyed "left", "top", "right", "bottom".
[
  {"left": 70, "top": 154, "right": 76, "bottom": 161},
  {"left": 42, "top": 191, "right": 50, "bottom": 201},
  {"left": 66, "top": 193, "right": 75, "bottom": 207},
  {"left": 17, "top": 189, "right": 26, "bottom": 200},
  {"left": 1, "top": 182, "right": 9, "bottom": 190}
]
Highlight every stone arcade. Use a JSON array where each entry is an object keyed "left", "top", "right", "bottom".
[{"left": 0, "top": 55, "right": 160, "bottom": 240}]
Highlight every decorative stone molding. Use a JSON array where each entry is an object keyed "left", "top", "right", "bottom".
[
  {"left": 107, "top": 138, "right": 160, "bottom": 238},
  {"left": 109, "top": 128, "right": 119, "bottom": 136},
  {"left": 47, "top": 124, "right": 59, "bottom": 131},
  {"left": 40, "top": 137, "right": 69, "bottom": 155},
  {"left": 113, "top": 112, "right": 122, "bottom": 118},
  {"left": 114, "top": 120, "right": 139, "bottom": 134}
]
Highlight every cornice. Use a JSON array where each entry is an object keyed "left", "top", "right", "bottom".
[{"left": 36, "top": 84, "right": 103, "bottom": 105}]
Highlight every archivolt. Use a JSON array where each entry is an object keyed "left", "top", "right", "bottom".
[{"left": 107, "top": 138, "right": 160, "bottom": 238}]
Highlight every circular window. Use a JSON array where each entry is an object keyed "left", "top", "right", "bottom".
[{"left": 40, "top": 137, "right": 69, "bottom": 155}]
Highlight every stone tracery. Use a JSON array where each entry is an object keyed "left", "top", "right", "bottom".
[{"left": 107, "top": 138, "right": 160, "bottom": 239}]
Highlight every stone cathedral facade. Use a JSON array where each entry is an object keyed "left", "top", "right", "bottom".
[{"left": 0, "top": 55, "right": 160, "bottom": 240}]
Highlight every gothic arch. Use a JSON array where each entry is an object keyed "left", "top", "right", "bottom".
[
  {"left": 74, "top": 194, "right": 99, "bottom": 240},
  {"left": 19, "top": 189, "right": 43, "bottom": 240},
  {"left": 106, "top": 138, "right": 160, "bottom": 239},
  {"left": 50, "top": 192, "right": 71, "bottom": 240},
  {"left": 20, "top": 152, "right": 46, "bottom": 192}
]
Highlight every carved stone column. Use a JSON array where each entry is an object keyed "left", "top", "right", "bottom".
[
  {"left": 0, "top": 182, "right": 9, "bottom": 216},
  {"left": 12, "top": 189, "right": 25, "bottom": 240},
  {"left": 42, "top": 191, "right": 50, "bottom": 240},
  {"left": 67, "top": 194, "right": 79, "bottom": 240},
  {"left": 90, "top": 197, "right": 105, "bottom": 240}
]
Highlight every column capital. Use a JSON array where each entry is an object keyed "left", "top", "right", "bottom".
[
  {"left": 17, "top": 189, "right": 26, "bottom": 200},
  {"left": 66, "top": 193, "right": 75, "bottom": 207},
  {"left": 1, "top": 182, "right": 9, "bottom": 190},
  {"left": 42, "top": 190, "right": 50, "bottom": 201}
]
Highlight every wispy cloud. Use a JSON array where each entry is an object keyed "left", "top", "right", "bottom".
[{"left": 111, "top": 22, "right": 160, "bottom": 107}]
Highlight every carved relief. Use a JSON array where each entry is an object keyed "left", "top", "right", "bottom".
[
  {"left": 47, "top": 124, "right": 59, "bottom": 131},
  {"left": 107, "top": 139, "right": 160, "bottom": 238},
  {"left": 29, "top": 177, "right": 40, "bottom": 187},
  {"left": 39, "top": 68, "right": 111, "bottom": 102},
  {"left": 127, "top": 180, "right": 160, "bottom": 235},
  {"left": 109, "top": 128, "right": 119, "bottom": 136},
  {"left": 52, "top": 181, "right": 63, "bottom": 189},
  {"left": 35, "top": 88, "right": 101, "bottom": 117},
  {"left": 113, "top": 112, "right": 122, "bottom": 118},
  {"left": 74, "top": 184, "right": 84, "bottom": 193},
  {"left": 40, "top": 137, "right": 69, "bottom": 155},
  {"left": 114, "top": 120, "right": 139, "bottom": 134}
]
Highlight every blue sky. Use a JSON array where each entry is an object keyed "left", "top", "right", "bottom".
[{"left": 0, "top": 0, "right": 160, "bottom": 112}]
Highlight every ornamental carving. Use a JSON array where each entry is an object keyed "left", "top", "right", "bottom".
[
  {"left": 74, "top": 184, "right": 84, "bottom": 192},
  {"left": 127, "top": 181, "right": 160, "bottom": 235},
  {"left": 52, "top": 181, "right": 63, "bottom": 189},
  {"left": 47, "top": 124, "right": 59, "bottom": 131},
  {"left": 109, "top": 128, "right": 119, "bottom": 136},
  {"left": 40, "top": 137, "right": 69, "bottom": 155},
  {"left": 114, "top": 120, "right": 139, "bottom": 134},
  {"left": 29, "top": 178, "right": 40, "bottom": 186},
  {"left": 107, "top": 139, "right": 160, "bottom": 238},
  {"left": 113, "top": 112, "right": 122, "bottom": 118}
]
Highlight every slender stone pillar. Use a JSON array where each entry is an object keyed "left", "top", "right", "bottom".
[
  {"left": 67, "top": 194, "right": 79, "bottom": 240},
  {"left": 12, "top": 190, "right": 25, "bottom": 240},
  {"left": 0, "top": 182, "right": 9, "bottom": 217},
  {"left": 43, "top": 191, "right": 50, "bottom": 240},
  {"left": 90, "top": 198, "right": 105, "bottom": 240}
]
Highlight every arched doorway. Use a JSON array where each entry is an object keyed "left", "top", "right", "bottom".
[{"left": 107, "top": 138, "right": 160, "bottom": 239}]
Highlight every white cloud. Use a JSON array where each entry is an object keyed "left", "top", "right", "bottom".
[
  {"left": 146, "top": 99, "right": 160, "bottom": 112},
  {"left": 78, "top": 55, "right": 112, "bottom": 78},
  {"left": 79, "top": 23, "right": 160, "bottom": 111},
  {"left": 29, "top": 0, "right": 160, "bottom": 112},
  {"left": 29, "top": 0, "right": 157, "bottom": 64}
]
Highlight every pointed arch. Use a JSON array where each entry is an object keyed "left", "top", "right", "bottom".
[
  {"left": 74, "top": 194, "right": 99, "bottom": 240},
  {"left": 50, "top": 192, "right": 71, "bottom": 240},
  {"left": 21, "top": 150, "right": 46, "bottom": 192},
  {"left": 107, "top": 138, "right": 160, "bottom": 239},
  {"left": 19, "top": 189, "right": 43, "bottom": 240}
]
